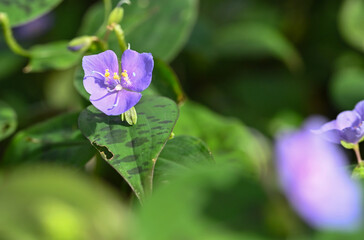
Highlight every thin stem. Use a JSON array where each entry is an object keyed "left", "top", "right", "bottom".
[
  {"left": 353, "top": 144, "right": 363, "bottom": 166},
  {"left": 113, "top": 24, "right": 127, "bottom": 52},
  {"left": 96, "top": 0, "right": 112, "bottom": 36},
  {"left": 0, "top": 12, "right": 30, "bottom": 57}
]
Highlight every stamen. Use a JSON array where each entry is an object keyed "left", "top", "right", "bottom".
[
  {"left": 90, "top": 92, "right": 113, "bottom": 101},
  {"left": 105, "top": 69, "right": 110, "bottom": 77},
  {"left": 121, "top": 69, "right": 130, "bottom": 83},
  {"left": 92, "top": 71, "right": 105, "bottom": 78},
  {"left": 113, "top": 72, "right": 120, "bottom": 80},
  {"left": 108, "top": 91, "right": 120, "bottom": 111}
]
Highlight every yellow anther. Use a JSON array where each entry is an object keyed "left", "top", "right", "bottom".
[
  {"left": 104, "top": 69, "right": 110, "bottom": 77},
  {"left": 113, "top": 72, "right": 120, "bottom": 80},
  {"left": 121, "top": 70, "right": 130, "bottom": 83}
]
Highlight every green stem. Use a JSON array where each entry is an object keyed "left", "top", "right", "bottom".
[
  {"left": 114, "top": 24, "right": 127, "bottom": 52},
  {"left": 96, "top": 0, "right": 112, "bottom": 36},
  {"left": 0, "top": 12, "right": 30, "bottom": 57},
  {"left": 353, "top": 144, "right": 363, "bottom": 166}
]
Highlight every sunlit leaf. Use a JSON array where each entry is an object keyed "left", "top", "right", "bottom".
[
  {"left": 0, "top": 0, "right": 62, "bottom": 26},
  {"left": 0, "top": 166, "right": 129, "bottom": 240},
  {"left": 339, "top": 0, "right": 364, "bottom": 52},
  {"left": 25, "top": 41, "right": 81, "bottom": 72},
  {"left": 78, "top": 96, "right": 179, "bottom": 201}
]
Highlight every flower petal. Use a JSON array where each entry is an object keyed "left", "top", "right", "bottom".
[
  {"left": 341, "top": 126, "right": 364, "bottom": 143},
  {"left": 354, "top": 100, "right": 364, "bottom": 120},
  {"left": 82, "top": 50, "right": 119, "bottom": 76},
  {"left": 120, "top": 49, "right": 154, "bottom": 92},
  {"left": 90, "top": 90, "right": 142, "bottom": 116},
  {"left": 336, "top": 111, "right": 361, "bottom": 130},
  {"left": 276, "top": 124, "right": 362, "bottom": 230}
]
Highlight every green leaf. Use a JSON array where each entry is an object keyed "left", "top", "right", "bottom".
[
  {"left": 339, "top": 0, "right": 364, "bottom": 52},
  {"left": 154, "top": 135, "right": 214, "bottom": 185},
  {"left": 137, "top": 166, "right": 271, "bottom": 240},
  {"left": 0, "top": 0, "right": 63, "bottom": 26},
  {"left": 0, "top": 166, "right": 129, "bottom": 240},
  {"left": 25, "top": 41, "right": 82, "bottom": 72},
  {"left": 79, "top": 0, "right": 198, "bottom": 61},
  {"left": 0, "top": 100, "right": 17, "bottom": 141},
  {"left": 173, "top": 101, "right": 271, "bottom": 174},
  {"left": 78, "top": 96, "right": 179, "bottom": 201},
  {"left": 2, "top": 112, "right": 95, "bottom": 168},
  {"left": 330, "top": 67, "right": 364, "bottom": 110},
  {"left": 144, "top": 59, "right": 186, "bottom": 104},
  {"left": 214, "top": 23, "right": 302, "bottom": 71}
]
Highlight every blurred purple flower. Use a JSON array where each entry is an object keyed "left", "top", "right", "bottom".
[
  {"left": 312, "top": 101, "right": 364, "bottom": 144},
  {"left": 13, "top": 13, "right": 54, "bottom": 41},
  {"left": 276, "top": 118, "right": 362, "bottom": 231},
  {"left": 82, "top": 49, "right": 154, "bottom": 115}
]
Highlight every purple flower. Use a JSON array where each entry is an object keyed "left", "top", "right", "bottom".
[
  {"left": 312, "top": 101, "right": 364, "bottom": 144},
  {"left": 276, "top": 118, "right": 362, "bottom": 231},
  {"left": 82, "top": 49, "right": 154, "bottom": 115}
]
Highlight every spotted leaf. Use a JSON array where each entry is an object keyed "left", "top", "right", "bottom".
[{"left": 78, "top": 95, "right": 179, "bottom": 202}]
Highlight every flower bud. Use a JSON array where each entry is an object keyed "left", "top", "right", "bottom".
[
  {"left": 68, "top": 36, "right": 93, "bottom": 52},
  {"left": 124, "top": 107, "right": 137, "bottom": 125},
  {"left": 108, "top": 7, "right": 124, "bottom": 26}
]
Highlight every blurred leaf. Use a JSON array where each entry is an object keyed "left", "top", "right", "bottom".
[
  {"left": 78, "top": 96, "right": 178, "bottom": 201},
  {"left": 154, "top": 135, "right": 214, "bottom": 185},
  {"left": 79, "top": 0, "right": 198, "bottom": 61},
  {"left": 0, "top": 166, "right": 129, "bottom": 240},
  {"left": 0, "top": 0, "right": 62, "bottom": 27},
  {"left": 330, "top": 67, "right": 364, "bottom": 110},
  {"left": 339, "top": 0, "right": 364, "bottom": 52},
  {"left": 73, "top": 65, "right": 89, "bottom": 100},
  {"left": 2, "top": 112, "right": 95, "bottom": 168},
  {"left": 142, "top": 59, "right": 185, "bottom": 104},
  {"left": 173, "top": 101, "right": 271, "bottom": 174},
  {"left": 137, "top": 166, "right": 270, "bottom": 240},
  {"left": 214, "top": 23, "right": 302, "bottom": 71},
  {"left": 25, "top": 41, "right": 81, "bottom": 72},
  {"left": 0, "top": 49, "right": 24, "bottom": 80},
  {"left": 0, "top": 100, "right": 17, "bottom": 141}
]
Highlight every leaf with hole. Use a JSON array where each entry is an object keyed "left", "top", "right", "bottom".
[{"left": 78, "top": 95, "right": 179, "bottom": 202}]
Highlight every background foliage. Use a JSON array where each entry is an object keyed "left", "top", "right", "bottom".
[{"left": 1, "top": 0, "right": 364, "bottom": 239}]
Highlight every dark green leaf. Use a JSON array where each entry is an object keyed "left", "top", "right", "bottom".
[
  {"left": 79, "top": 0, "right": 198, "bottom": 61},
  {"left": 214, "top": 23, "right": 302, "bottom": 71},
  {"left": 0, "top": 100, "right": 17, "bottom": 141},
  {"left": 2, "top": 112, "right": 95, "bottom": 168},
  {"left": 78, "top": 96, "right": 179, "bottom": 201},
  {"left": 144, "top": 59, "right": 185, "bottom": 104},
  {"left": 0, "top": 0, "right": 63, "bottom": 26},
  {"left": 25, "top": 41, "right": 81, "bottom": 72},
  {"left": 154, "top": 135, "right": 214, "bottom": 185},
  {"left": 173, "top": 101, "right": 271, "bottom": 174}
]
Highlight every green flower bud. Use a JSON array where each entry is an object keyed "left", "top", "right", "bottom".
[
  {"left": 352, "top": 163, "right": 364, "bottom": 179},
  {"left": 68, "top": 36, "right": 94, "bottom": 52},
  {"left": 108, "top": 7, "right": 124, "bottom": 26}
]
